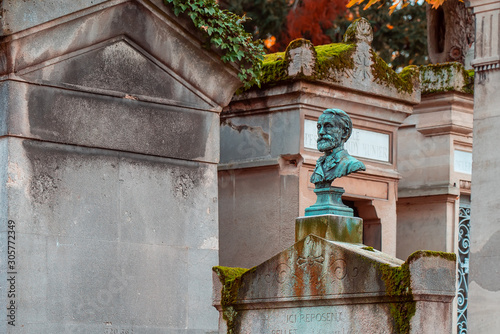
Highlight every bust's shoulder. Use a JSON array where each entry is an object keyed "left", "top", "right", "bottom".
[{"left": 338, "top": 150, "right": 366, "bottom": 171}]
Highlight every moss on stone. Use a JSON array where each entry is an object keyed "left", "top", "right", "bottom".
[
  {"left": 343, "top": 18, "right": 363, "bottom": 43},
  {"left": 370, "top": 50, "right": 417, "bottom": 94},
  {"left": 213, "top": 266, "right": 252, "bottom": 334},
  {"left": 249, "top": 39, "right": 415, "bottom": 97},
  {"left": 284, "top": 38, "right": 317, "bottom": 60},
  {"left": 377, "top": 249, "right": 455, "bottom": 333},
  {"left": 406, "top": 250, "right": 456, "bottom": 264},
  {"left": 465, "top": 69, "right": 475, "bottom": 94},
  {"left": 254, "top": 42, "right": 355, "bottom": 90},
  {"left": 379, "top": 262, "right": 415, "bottom": 334},
  {"left": 259, "top": 54, "right": 288, "bottom": 87},
  {"left": 419, "top": 62, "right": 474, "bottom": 95},
  {"left": 314, "top": 43, "right": 356, "bottom": 82},
  {"left": 362, "top": 246, "right": 375, "bottom": 252}
]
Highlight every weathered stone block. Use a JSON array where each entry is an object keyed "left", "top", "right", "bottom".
[
  {"left": 1, "top": 138, "right": 220, "bottom": 333},
  {"left": 295, "top": 214, "right": 363, "bottom": 244}
]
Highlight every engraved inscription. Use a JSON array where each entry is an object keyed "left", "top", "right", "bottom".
[
  {"left": 286, "top": 312, "right": 343, "bottom": 323},
  {"left": 267, "top": 311, "right": 346, "bottom": 334},
  {"left": 353, "top": 53, "right": 372, "bottom": 81}
]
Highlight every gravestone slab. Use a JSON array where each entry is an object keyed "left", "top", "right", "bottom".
[{"left": 214, "top": 235, "right": 456, "bottom": 334}]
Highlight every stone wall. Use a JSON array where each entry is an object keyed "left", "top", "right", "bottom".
[{"left": 0, "top": 1, "right": 241, "bottom": 333}]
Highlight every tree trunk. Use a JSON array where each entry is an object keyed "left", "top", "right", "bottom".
[{"left": 427, "top": 0, "right": 475, "bottom": 65}]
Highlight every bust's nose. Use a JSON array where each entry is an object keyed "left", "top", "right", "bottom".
[{"left": 318, "top": 125, "right": 326, "bottom": 135}]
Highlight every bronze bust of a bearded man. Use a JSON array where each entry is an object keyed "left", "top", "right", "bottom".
[{"left": 310, "top": 109, "right": 366, "bottom": 188}]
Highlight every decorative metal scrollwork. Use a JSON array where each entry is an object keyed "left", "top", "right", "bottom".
[{"left": 457, "top": 206, "right": 470, "bottom": 333}]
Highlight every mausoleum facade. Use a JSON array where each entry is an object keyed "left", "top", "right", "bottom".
[{"left": 217, "top": 20, "right": 474, "bottom": 333}]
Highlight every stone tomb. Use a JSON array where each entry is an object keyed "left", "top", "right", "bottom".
[
  {"left": 213, "top": 234, "right": 456, "bottom": 333},
  {"left": 0, "top": 0, "right": 241, "bottom": 332}
]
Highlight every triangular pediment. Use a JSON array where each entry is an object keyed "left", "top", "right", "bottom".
[
  {"left": 18, "top": 37, "right": 217, "bottom": 110},
  {"left": 234, "top": 235, "right": 403, "bottom": 301}
]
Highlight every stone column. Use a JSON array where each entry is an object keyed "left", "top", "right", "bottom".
[{"left": 467, "top": 0, "right": 500, "bottom": 332}]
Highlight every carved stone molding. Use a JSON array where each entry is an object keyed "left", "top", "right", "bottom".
[{"left": 468, "top": 0, "right": 500, "bottom": 71}]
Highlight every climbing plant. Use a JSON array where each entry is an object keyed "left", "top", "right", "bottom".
[{"left": 164, "top": 0, "right": 265, "bottom": 89}]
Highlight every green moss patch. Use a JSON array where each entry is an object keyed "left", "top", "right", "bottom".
[
  {"left": 419, "top": 62, "right": 474, "bottom": 95},
  {"left": 258, "top": 53, "right": 288, "bottom": 88},
  {"left": 379, "top": 262, "right": 415, "bottom": 334},
  {"left": 371, "top": 51, "right": 417, "bottom": 94},
  {"left": 406, "top": 250, "right": 456, "bottom": 264},
  {"left": 213, "top": 266, "right": 253, "bottom": 334},
  {"left": 362, "top": 246, "right": 375, "bottom": 252},
  {"left": 244, "top": 36, "right": 416, "bottom": 96},
  {"left": 253, "top": 41, "right": 356, "bottom": 90},
  {"left": 315, "top": 43, "right": 356, "bottom": 82},
  {"left": 378, "top": 249, "right": 455, "bottom": 333}
]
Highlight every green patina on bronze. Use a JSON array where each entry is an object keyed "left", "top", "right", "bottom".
[
  {"left": 213, "top": 266, "right": 253, "bottom": 334},
  {"left": 419, "top": 62, "right": 474, "bottom": 95}
]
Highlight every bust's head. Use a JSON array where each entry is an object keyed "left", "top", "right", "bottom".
[{"left": 316, "top": 109, "right": 353, "bottom": 153}]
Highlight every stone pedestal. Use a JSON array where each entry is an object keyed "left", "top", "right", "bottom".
[
  {"left": 297, "top": 185, "right": 362, "bottom": 243},
  {"left": 304, "top": 186, "right": 354, "bottom": 217},
  {"left": 296, "top": 214, "right": 363, "bottom": 244}
]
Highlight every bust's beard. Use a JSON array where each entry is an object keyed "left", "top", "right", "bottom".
[{"left": 317, "top": 136, "right": 341, "bottom": 152}]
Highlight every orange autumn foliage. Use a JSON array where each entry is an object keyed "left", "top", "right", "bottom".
[
  {"left": 347, "top": 0, "right": 448, "bottom": 14},
  {"left": 271, "top": 0, "right": 348, "bottom": 52}
]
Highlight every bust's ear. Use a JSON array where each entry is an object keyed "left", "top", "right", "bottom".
[{"left": 342, "top": 129, "right": 349, "bottom": 141}]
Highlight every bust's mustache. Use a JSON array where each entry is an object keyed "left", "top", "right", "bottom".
[{"left": 317, "top": 134, "right": 334, "bottom": 143}]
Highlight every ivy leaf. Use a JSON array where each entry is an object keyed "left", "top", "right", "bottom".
[{"left": 164, "top": 0, "right": 265, "bottom": 88}]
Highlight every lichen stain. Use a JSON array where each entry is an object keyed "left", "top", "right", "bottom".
[
  {"left": 170, "top": 167, "right": 203, "bottom": 199},
  {"left": 419, "top": 62, "right": 473, "bottom": 95},
  {"left": 379, "top": 262, "right": 415, "bottom": 334},
  {"left": 221, "top": 119, "right": 270, "bottom": 145},
  {"left": 30, "top": 173, "right": 58, "bottom": 204},
  {"left": 291, "top": 237, "right": 329, "bottom": 297}
]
